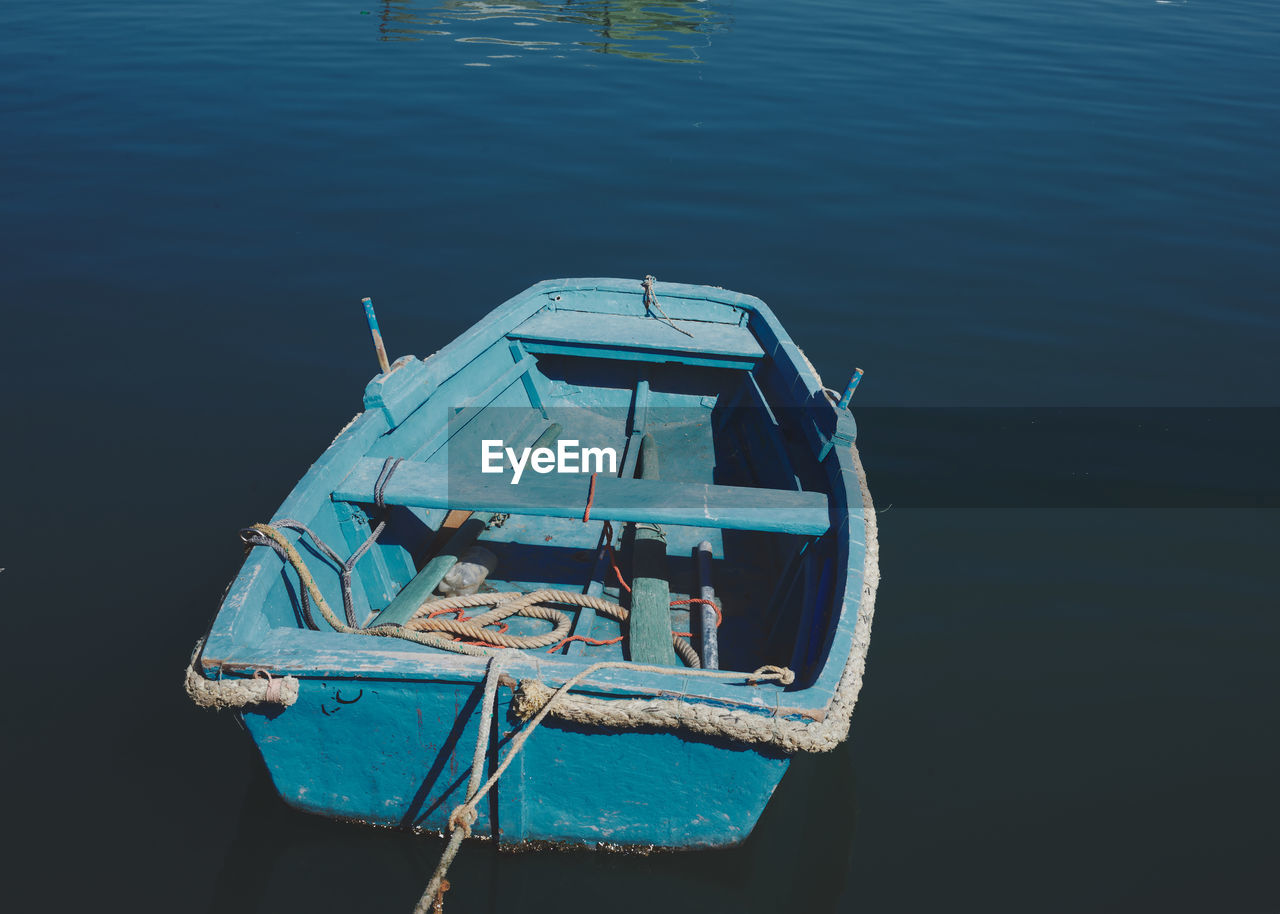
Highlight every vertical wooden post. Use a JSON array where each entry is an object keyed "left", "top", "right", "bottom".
[
  {"left": 628, "top": 434, "right": 680, "bottom": 666},
  {"left": 363, "top": 297, "right": 392, "bottom": 375}
]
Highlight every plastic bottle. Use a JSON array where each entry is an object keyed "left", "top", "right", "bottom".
[{"left": 435, "top": 546, "right": 498, "bottom": 596}]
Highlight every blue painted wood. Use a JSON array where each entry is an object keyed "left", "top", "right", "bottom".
[
  {"left": 371, "top": 422, "right": 563, "bottom": 626},
  {"left": 372, "top": 515, "right": 489, "bottom": 627},
  {"left": 519, "top": 339, "right": 759, "bottom": 370},
  {"left": 363, "top": 355, "right": 432, "bottom": 427},
  {"left": 563, "top": 532, "right": 610, "bottom": 655},
  {"left": 240, "top": 676, "right": 791, "bottom": 845},
  {"left": 837, "top": 368, "right": 864, "bottom": 409},
  {"left": 618, "top": 373, "right": 650, "bottom": 480},
  {"left": 507, "top": 340, "right": 547, "bottom": 419},
  {"left": 433, "top": 354, "right": 539, "bottom": 444},
  {"left": 565, "top": 372, "right": 650, "bottom": 656},
  {"left": 536, "top": 277, "right": 758, "bottom": 325},
  {"left": 627, "top": 434, "right": 679, "bottom": 667},
  {"left": 332, "top": 458, "right": 831, "bottom": 534},
  {"left": 511, "top": 309, "right": 764, "bottom": 367},
  {"left": 369, "top": 341, "right": 537, "bottom": 464},
  {"left": 195, "top": 278, "right": 872, "bottom": 851},
  {"left": 332, "top": 500, "right": 398, "bottom": 621}
]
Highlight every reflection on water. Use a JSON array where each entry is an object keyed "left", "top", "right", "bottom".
[{"left": 375, "top": 0, "right": 729, "bottom": 63}]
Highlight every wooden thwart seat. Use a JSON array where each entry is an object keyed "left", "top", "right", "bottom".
[
  {"left": 332, "top": 458, "right": 829, "bottom": 535},
  {"left": 509, "top": 311, "right": 765, "bottom": 369}
]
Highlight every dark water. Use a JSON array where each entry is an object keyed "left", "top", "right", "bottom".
[{"left": 2, "top": 0, "right": 1277, "bottom": 910}]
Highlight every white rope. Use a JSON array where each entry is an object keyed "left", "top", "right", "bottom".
[
  {"left": 413, "top": 655, "right": 791, "bottom": 912},
  {"left": 413, "top": 653, "right": 508, "bottom": 914}
]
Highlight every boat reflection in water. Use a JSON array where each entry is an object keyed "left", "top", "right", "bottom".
[{"left": 376, "top": 0, "right": 728, "bottom": 63}]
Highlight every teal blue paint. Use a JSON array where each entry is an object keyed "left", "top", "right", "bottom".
[
  {"left": 362, "top": 296, "right": 380, "bottom": 335},
  {"left": 837, "top": 368, "right": 864, "bottom": 409},
  {"left": 362, "top": 355, "right": 432, "bottom": 427},
  {"left": 371, "top": 515, "right": 490, "bottom": 627},
  {"left": 195, "top": 279, "right": 870, "bottom": 849},
  {"left": 371, "top": 422, "right": 562, "bottom": 627},
  {"left": 362, "top": 296, "right": 391, "bottom": 375},
  {"left": 508, "top": 340, "right": 547, "bottom": 419},
  {"left": 627, "top": 434, "right": 680, "bottom": 667},
  {"left": 520, "top": 339, "right": 758, "bottom": 370},
  {"left": 563, "top": 528, "right": 612, "bottom": 656},
  {"left": 513, "top": 309, "right": 765, "bottom": 360},
  {"left": 332, "top": 459, "right": 830, "bottom": 534},
  {"left": 332, "top": 500, "right": 397, "bottom": 619}
]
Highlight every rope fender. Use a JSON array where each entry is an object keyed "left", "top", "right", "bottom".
[{"left": 184, "top": 663, "right": 299, "bottom": 710}]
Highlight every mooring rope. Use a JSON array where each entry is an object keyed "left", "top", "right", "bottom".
[
  {"left": 642, "top": 275, "right": 694, "bottom": 338},
  {"left": 243, "top": 522, "right": 491, "bottom": 656},
  {"left": 412, "top": 654, "right": 793, "bottom": 913},
  {"left": 242, "top": 518, "right": 384, "bottom": 630}
]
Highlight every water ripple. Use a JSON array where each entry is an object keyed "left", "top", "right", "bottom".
[{"left": 373, "top": 0, "right": 729, "bottom": 63}]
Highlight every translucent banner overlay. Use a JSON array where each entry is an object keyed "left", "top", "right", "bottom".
[{"left": 437, "top": 406, "right": 1277, "bottom": 513}]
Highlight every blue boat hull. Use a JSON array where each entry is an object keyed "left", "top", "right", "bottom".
[
  {"left": 192, "top": 277, "right": 877, "bottom": 851},
  {"left": 244, "top": 677, "right": 789, "bottom": 847}
]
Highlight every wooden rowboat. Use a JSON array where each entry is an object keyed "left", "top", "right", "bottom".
[{"left": 188, "top": 277, "right": 879, "bottom": 852}]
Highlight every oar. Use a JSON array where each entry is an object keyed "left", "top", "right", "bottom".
[
  {"left": 369, "top": 422, "right": 562, "bottom": 627},
  {"left": 626, "top": 434, "right": 680, "bottom": 666}
]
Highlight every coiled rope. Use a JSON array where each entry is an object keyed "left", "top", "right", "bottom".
[
  {"left": 400, "top": 588, "right": 704, "bottom": 666},
  {"left": 244, "top": 523, "right": 703, "bottom": 666},
  {"left": 244, "top": 522, "right": 490, "bottom": 657}
]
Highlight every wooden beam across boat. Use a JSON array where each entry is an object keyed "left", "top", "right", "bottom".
[
  {"left": 509, "top": 310, "right": 765, "bottom": 369},
  {"left": 332, "top": 458, "right": 830, "bottom": 535}
]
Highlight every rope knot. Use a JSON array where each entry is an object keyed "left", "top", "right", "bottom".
[
  {"left": 253, "top": 669, "right": 282, "bottom": 703},
  {"left": 748, "top": 665, "right": 796, "bottom": 686},
  {"left": 432, "top": 879, "right": 450, "bottom": 914},
  {"left": 511, "top": 679, "right": 554, "bottom": 720},
  {"left": 447, "top": 805, "right": 477, "bottom": 838}
]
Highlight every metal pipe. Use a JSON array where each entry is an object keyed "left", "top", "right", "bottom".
[{"left": 696, "top": 540, "right": 719, "bottom": 670}]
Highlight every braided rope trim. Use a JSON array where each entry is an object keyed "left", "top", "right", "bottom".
[
  {"left": 184, "top": 661, "right": 300, "bottom": 709},
  {"left": 510, "top": 442, "right": 880, "bottom": 754}
]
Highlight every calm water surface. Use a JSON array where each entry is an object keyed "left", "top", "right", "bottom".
[{"left": 1, "top": 1, "right": 1276, "bottom": 911}]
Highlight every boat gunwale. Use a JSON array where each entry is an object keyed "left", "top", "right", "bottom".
[{"left": 198, "top": 278, "right": 871, "bottom": 722}]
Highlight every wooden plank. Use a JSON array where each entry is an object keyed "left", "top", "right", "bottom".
[
  {"left": 333, "top": 458, "right": 830, "bottom": 535},
  {"left": 628, "top": 434, "right": 680, "bottom": 666},
  {"left": 510, "top": 310, "right": 765, "bottom": 364},
  {"left": 428, "top": 509, "right": 474, "bottom": 554},
  {"left": 406, "top": 353, "right": 538, "bottom": 462},
  {"left": 566, "top": 373, "right": 647, "bottom": 657},
  {"left": 508, "top": 340, "right": 547, "bottom": 419},
  {"left": 372, "top": 515, "right": 490, "bottom": 627},
  {"left": 370, "top": 423, "right": 563, "bottom": 627},
  {"left": 332, "top": 501, "right": 399, "bottom": 620}
]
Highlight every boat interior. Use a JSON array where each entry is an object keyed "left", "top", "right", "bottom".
[{"left": 254, "top": 297, "right": 853, "bottom": 687}]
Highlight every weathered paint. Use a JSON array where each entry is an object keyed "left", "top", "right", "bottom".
[
  {"left": 627, "top": 434, "right": 680, "bottom": 666},
  {"left": 195, "top": 277, "right": 871, "bottom": 849},
  {"left": 333, "top": 457, "right": 830, "bottom": 535},
  {"left": 242, "top": 678, "right": 790, "bottom": 847}
]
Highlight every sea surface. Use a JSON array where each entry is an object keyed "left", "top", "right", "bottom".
[{"left": 1, "top": 1, "right": 1277, "bottom": 911}]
